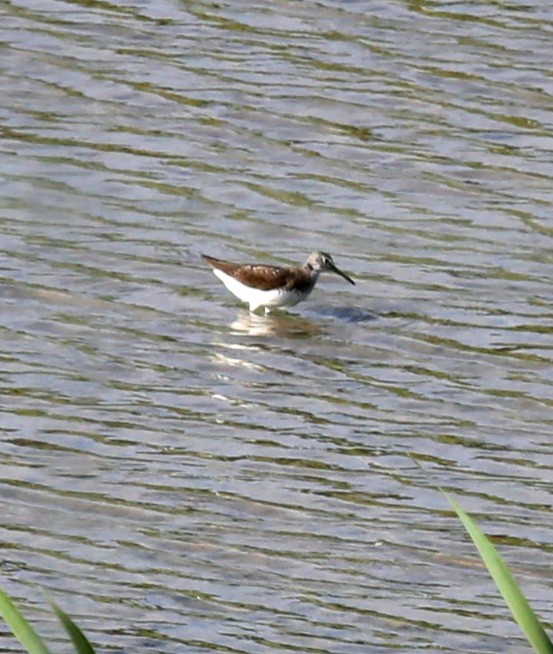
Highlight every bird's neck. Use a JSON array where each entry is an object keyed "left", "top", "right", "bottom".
[{"left": 303, "top": 264, "right": 321, "bottom": 281}]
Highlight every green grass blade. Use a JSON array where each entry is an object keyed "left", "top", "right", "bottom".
[
  {"left": 47, "top": 597, "right": 96, "bottom": 654},
  {"left": 0, "top": 588, "right": 52, "bottom": 654},
  {"left": 444, "top": 491, "right": 553, "bottom": 654}
]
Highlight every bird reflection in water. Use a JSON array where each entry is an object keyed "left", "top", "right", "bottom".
[{"left": 229, "top": 310, "right": 323, "bottom": 338}]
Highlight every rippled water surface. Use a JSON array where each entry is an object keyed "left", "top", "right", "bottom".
[{"left": 1, "top": 1, "right": 552, "bottom": 652}]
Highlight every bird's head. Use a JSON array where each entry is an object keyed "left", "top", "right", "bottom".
[{"left": 306, "top": 252, "right": 355, "bottom": 284}]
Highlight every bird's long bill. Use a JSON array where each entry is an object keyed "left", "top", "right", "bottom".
[{"left": 329, "top": 262, "right": 355, "bottom": 285}]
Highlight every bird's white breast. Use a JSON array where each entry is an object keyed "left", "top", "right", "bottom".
[{"left": 212, "top": 268, "right": 305, "bottom": 311}]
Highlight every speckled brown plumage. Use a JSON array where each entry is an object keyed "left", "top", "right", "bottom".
[{"left": 201, "top": 255, "right": 316, "bottom": 292}]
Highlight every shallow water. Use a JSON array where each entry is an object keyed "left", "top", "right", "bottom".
[{"left": 1, "top": 0, "right": 552, "bottom": 652}]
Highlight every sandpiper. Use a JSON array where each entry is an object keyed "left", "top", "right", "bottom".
[{"left": 202, "top": 251, "right": 355, "bottom": 313}]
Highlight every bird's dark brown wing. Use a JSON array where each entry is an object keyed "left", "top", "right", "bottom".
[
  {"left": 235, "top": 265, "right": 301, "bottom": 291},
  {"left": 202, "top": 255, "right": 243, "bottom": 277},
  {"left": 202, "top": 254, "right": 301, "bottom": 291}
]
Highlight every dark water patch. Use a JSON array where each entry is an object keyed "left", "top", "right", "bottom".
[{"left": 305, "top": 304, "right": 378, "bottom": 323}]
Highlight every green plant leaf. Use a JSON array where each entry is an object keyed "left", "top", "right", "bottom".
[
  {"left": 0, "top": 588, "right": 52, "bottom": 654},
  {"left": 444, "top": 491, "right": 553, "bottom": 654},
  {"left": 47, "top": 597, "right": 96, "bottom": 654}
]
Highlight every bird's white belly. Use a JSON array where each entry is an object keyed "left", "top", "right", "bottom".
[{"left": 213, "top": 269, "right": 306, "bottom": 311}]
